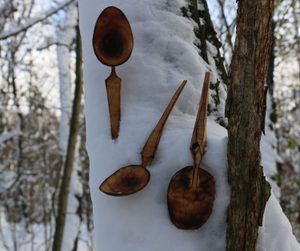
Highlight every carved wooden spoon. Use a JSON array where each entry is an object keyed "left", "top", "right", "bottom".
[
  {"left": 93, "top": 6, "right": 134, "bottom": 139},
  {"left": 167, "top": 72, "right": 215, "bottom": 229},
  {"left": 100, "top": 80, "right": 187, "bottom": 196}
]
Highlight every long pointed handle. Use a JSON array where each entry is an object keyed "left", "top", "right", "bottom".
[
  {"left": 191, "top": 72, "right": 210, "bottom": 187},
  {"left": 141, "top": 80, "right": 187, "bottom": 167},
  {"left": 106, "top": 67, "right": 121, "bottom": 139}
]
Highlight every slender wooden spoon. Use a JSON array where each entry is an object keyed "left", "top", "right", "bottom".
[
  {"left": 93, "top": 6, "right": 134, "bottom": 139},
  {"left": 167, "top": 72, "right": 215, "bottom": 229},
  {"left": 100, "top": 80, "right": 187, "bottom": 196}
]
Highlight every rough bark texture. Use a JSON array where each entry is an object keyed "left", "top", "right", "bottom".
[
  {"left": 267, "top": 20, "right": 277, "bottom": 125},
  {"left": 52, "top": 25, "right": 83, "bottom": 251},
  {"left": 225, "top": 0, "right": 274, "bottom": 250}
]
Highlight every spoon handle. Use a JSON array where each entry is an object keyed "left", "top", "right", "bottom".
[
  {"left": 141, "top": 80, "right": 187, "bottom": 167},
  {"left": 191, "top": 72, "right": 210, "bottom": 187},
  {"left": 106, "top": 66, "right": 121, "bottom": 139}
]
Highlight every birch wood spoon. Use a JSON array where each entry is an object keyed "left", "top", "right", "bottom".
[
  {"left": 93, "top": 6, "right": 134, "bottom": 139},
  {"left": 167, "top": 73, "right": 215, "bottom": 229},
  {"left": 100, "top": 80, "right": 187, "bottom": 196}
]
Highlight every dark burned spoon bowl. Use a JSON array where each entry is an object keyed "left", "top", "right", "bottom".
[
  {"left": 93, "top": 6, "right": 134, "bottom": 67},
  {"left": 167, "top": 166, "right": 215, "bottom": 229},
  {"left": 100, "top": 165, "right": 150, "bottom": 196}
]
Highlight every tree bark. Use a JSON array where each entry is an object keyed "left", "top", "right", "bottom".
[
  {"left": 225, "top": 0, "right": 274, "bottom": 250},
  {"left": 52, "top": 25, "right": 83, "bottom": 251}
]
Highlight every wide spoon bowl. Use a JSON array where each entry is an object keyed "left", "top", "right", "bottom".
[
  {"left": 167, "top": 166, "right": 215, "bottom": 229},
  {"left": 100, "top": 165, "right": 150, "bottom": 196}
]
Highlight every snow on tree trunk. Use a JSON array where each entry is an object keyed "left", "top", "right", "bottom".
[
  {"left": 78, "top": 0, "right": 300, "bottom": 250},
  {"left": 57, "top": 6, "right": 76, "bottom": 157},
  {"left": 57, "top": 42, "right": 72, "bottom": 154},
  {"left": 54, "top": 4, "right": 83, "bottom": 251}
]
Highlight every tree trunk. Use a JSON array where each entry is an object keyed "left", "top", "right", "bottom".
[
  {"left": 225, "top": 0, "right": 274, "bottom": 250},
  {"left": 52, "top": 25, "right": 83, "bottom": 251}
]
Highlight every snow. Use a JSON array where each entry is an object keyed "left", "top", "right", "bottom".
[
  {"left": 79, "top": 0, "right": 300, "bottom": 250},
  {"left": 261, "top": 93, "right": 281, "bottom": 197},
  {"left": 258, "top": 193, "right": 300, "bottom": 251}
]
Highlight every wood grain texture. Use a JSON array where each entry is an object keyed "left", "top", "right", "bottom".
[
  {"left": 190, "top": 72, "right": 210, "bottom": 187},
  {"left": 92, "top": 6, "right": 133, "bottom": 66},
  {"left": 167, "top": 73, "right": 215, "bottom": 230},
  {"left": 225, "top": 0, "right": 273, "bottom": 250},
  {"left": 141, "top": 80, "right": 187, "bottom": 167},
  {"left": 93, "top": 6, "right": 134, "bottom": 139},
  {"left": 105, "top": 67, "right": 121, "bottom": 139},
  {"left": 167, "top": 166, "right": 215, "bottom": 229},
  {"left": 99, "top": 165, "right": 150, "bottom": 196}
]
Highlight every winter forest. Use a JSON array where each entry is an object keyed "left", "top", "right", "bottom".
[{"left": 0, "top": 0, "right": 300, "bottom": 250}]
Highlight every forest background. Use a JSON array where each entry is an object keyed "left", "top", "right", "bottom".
[{"left": 0, "top": 0, "right": 299, "bottom": 250}]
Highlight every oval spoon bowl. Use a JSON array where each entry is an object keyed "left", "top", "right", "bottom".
[
  {"left": 100, "top": 165, "right": 150, "bottom": 196},
  {"left": 93, "top": 6, "right": 134, "bottom": 66},
  {"left": 167, "top": 166, "right": 215, "bottom": 229}
]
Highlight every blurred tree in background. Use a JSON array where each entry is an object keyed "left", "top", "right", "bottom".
[{"left": 0, "top": 1, "right": 93, "bottom": 250}]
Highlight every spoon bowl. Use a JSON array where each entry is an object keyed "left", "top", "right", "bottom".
[
  {"left": 100, "top": 165, "right": 150, "bottom": 196},
  {"left": 167, "top": 166, "right": 215, "bottom": 229},
  {"left": 93, "top": 6, "right": 134, "bottom": 66}
]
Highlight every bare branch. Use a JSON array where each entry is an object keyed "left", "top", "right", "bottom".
[
  {"left": 216, "top": 0, "right": 234, "bottom": 52},
  {"left": 0, "top": 0, "right": 75, "bottom": 40}
]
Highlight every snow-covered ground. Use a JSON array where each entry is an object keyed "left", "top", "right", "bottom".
[{"left": 79, "top": 0, "right": 300, "bottom": 250}]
